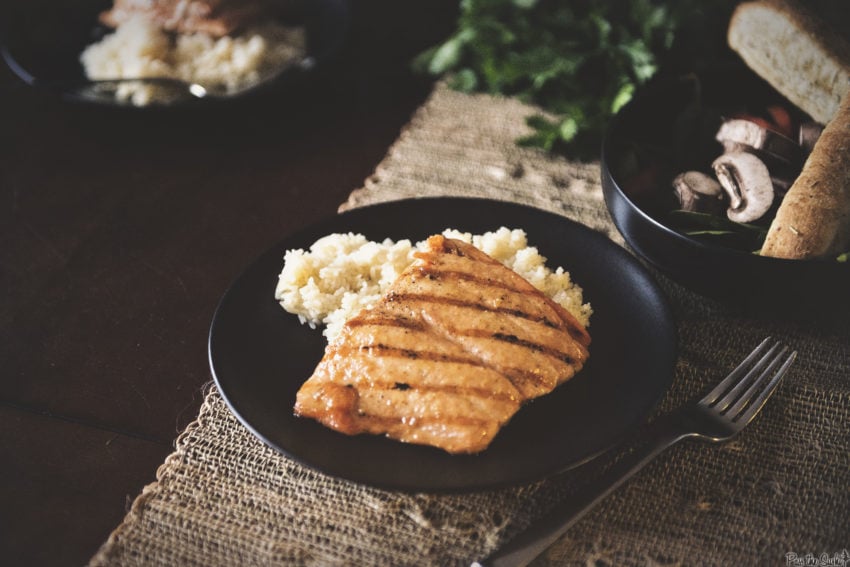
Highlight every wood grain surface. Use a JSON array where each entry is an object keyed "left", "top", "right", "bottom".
[{"left": 0, "top": 1, "right": 457, "bottom": 564}]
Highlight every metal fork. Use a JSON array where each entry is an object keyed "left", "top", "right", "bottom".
[{"left": 473, "top": 336, "right": 797, "bottom": 567}]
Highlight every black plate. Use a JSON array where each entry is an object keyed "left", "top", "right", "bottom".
[
  {"left": 208, "top": 198, "right": 677, "bottom": 492},
  {"left": 0, "top": 0, "right": 349, "bottom": 107}
]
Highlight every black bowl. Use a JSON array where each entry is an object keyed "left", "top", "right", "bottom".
[{"left": 600, "top": 67, "right": 850, "bottom": 314}]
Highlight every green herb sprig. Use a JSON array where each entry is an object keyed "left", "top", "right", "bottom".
[
  {"left": 667, "top": 210, "right": 768, "bottom": 252},
  {"left": 415, "top": 0, "right": 736, "bottom": 160}
]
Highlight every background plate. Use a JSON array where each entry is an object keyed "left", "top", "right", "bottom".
[
  {"left": 209, "top": 198, "right": 677, "bottom": 492},
  {"left": 0, "top": 0, "right": 349, "bottom": 107}
]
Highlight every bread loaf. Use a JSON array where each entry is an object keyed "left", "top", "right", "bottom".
[
  {"left": 728, "top": 0, "right": 850, "bottom": 125},
  {"left": 761, "top": 93, "right": 850, "bottom": 259}
]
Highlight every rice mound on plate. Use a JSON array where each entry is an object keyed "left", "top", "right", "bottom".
[
  {"left": 80, "top": 16, "right": 305, "bottom": 106},
  {"left": 275, "top": 227, "right": 592, "bottom": 341}
]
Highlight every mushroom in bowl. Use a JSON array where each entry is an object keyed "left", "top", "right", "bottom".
[{"left": 600, "top": 66, "right": 850, "bottom": 313}]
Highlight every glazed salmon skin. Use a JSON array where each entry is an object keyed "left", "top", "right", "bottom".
[{"left": 294, "top": 235, "right": 590, "bottom": 454}]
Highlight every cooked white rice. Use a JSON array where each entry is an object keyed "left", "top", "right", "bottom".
[
  {"left": 275, "top": 227, "right": 592, "bottom": 341},
  {"left": 80, "top": 16, "right": 305, "bottom": 106}
]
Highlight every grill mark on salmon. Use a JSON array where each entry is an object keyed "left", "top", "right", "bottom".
[
  {"left": 348, "top": 413, "right": 497, "bottom": 430},
  {"left": 353, "top": 293, "right": 589, "bottom": 368},
  {"left": 352, "top": 381, "right": 519, "bottom": 407},
  {"left": 490, "top": 332, "right": 576, "bottom": 364},
  {"left": 347, "top": 315, "right": 426, "bottom": 331},
  {"left": 385, "top": 291, "right": 562, "bottom": 329},
  {"left": 354, "top": 328, "right": 577, "bottom": 366},
  {"left": 417, "top": 266, "right": 538, "bottom": 296},
  {"left": 412, "top": 260, "right": 590, "bottom": 346},
  {"left": 294, "top": 235, "right": 591, "bottom": 454},
  {"left": 347, "top": 343, "right": 554, "bottom": 397},
  {"left": 347, "top": 343, "right": 483, "bottom": 366},
  {"left": 350, "top": 332, "right": 575, "bottom": 366}
]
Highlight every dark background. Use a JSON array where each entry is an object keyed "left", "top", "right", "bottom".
[
  {"left": 3, "top": 1, "right": 848, "bottom": 565},
  {"left": 0, "top": 1, "right": 457, "bottom": 564}
]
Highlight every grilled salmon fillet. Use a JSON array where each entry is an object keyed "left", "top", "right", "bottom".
[{"left": 294, "top": 235, "right": 591, "bottom": 454}]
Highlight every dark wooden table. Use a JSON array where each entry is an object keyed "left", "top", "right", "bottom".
[{"left": 0, "top": 2, "right": 456, "bottom": 564}]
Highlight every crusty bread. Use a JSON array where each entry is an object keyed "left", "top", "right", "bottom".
[
  {"left": 761, "top": 92, "right": 850, "bottom": 259},
  {"left": 728, "top": 0, "right": 850, "bottom": 125}
]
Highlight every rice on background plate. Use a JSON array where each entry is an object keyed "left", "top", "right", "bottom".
[
  {"left": 275, "top": 227, "right": 592, "bottom": 341},
  {"left": 80, "top": 16, "right": 305, "bottom": 105}
]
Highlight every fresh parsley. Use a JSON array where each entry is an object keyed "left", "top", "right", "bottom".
[{"left": 415, "top": 0, "right": 737, "bottom": 160}]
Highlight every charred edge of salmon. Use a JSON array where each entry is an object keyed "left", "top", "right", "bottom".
[
  {"left": 415, "top": 236, "right": 516, "bottom": 276},
  {"left": 546, "top": 297, "right": 590, "bottom": 347},
  {"left": 423, "top": 234, "right": 494, "bottom": 260}
]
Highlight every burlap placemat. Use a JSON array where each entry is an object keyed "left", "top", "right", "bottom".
[{"left": 91, "top": 83, "right": 850, "bottom": 566}]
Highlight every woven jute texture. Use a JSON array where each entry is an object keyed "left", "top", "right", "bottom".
[{"left": 91, "top": 83, "right": 850, "bottom": 566}]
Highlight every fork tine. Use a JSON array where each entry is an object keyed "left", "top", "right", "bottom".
[
  {"left": 712, "top": 341, "right": 784, "bottom": 412},
  {"left": 701, "top": 337, "right": 774, "bottom": 407},
  {"left": 733, "top": 349, "right": 796, "bottom": 425},
  {"left": 725, "top": 344, "right": 789, "bottom": 417}
]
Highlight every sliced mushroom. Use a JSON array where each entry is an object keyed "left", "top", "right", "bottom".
[
  {"left": 770, "top": 175, "right": 794, "bottom": 196},
  {"left": 716, "top": 119, "right": 802, "bottom": 167},
  {"left": 712, "top": 151, "right": 775, "bottom": 223},
  {"left": 672, "top": 171, "right": 726, "bottom": 214}
]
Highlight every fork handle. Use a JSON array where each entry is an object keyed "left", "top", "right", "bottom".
[{"left": 473, "top": 414, "right": 692, "bottom": 567}]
